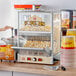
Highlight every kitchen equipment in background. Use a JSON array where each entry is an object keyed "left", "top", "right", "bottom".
[
  {"left": 61, "top": 10, "right": 73, "bottom": 29},
  {"left": 12, "top": 9, "right": 53, "bottom": 64},
  {"left": 61, "top": 10, "right": 76, "bottom": 36},
  {"left": 1, "top": 29, "right": 18, "bottom": 46},
  {"left": 54, "top": 10, "right": 74, "bottom": 60},
  {"left": 61, "top": 36, "right": 76, "bottom": 68},
  {"left": 73, "top": 11, "right": 76, "bottom": 28}
]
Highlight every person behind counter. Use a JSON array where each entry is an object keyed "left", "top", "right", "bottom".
[{"left": 0, "top": 26, "right": 13, "bottom": 31}]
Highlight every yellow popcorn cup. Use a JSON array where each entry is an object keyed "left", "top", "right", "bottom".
[
  {"left": 67, "top": 29, "right": 76, "bottom": 47},
  {"left": 61, "top": 36, "right": 75, "bottom": 49}
]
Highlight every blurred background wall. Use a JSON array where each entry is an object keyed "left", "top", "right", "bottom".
[{"left": 0, "top": 0, "right": 76, "bottom": 38}]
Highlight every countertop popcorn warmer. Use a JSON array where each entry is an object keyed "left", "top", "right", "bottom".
[{"left": 12, "top": 10, "right": 53, "bottom": 64}]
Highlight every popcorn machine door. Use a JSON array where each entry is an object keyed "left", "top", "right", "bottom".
[{"left": 15, "top": 11, "right": 53, "bottom": 64}]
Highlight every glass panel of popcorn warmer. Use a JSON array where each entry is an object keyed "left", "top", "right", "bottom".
[
  {"left": 19, "top": 12, "right": 51, "bottom": 32},
  {"left": 16, "top": 11, "right": 53, "bottom": 64}
]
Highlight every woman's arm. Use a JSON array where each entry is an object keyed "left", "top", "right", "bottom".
[
  {"left": 0, "top": 28, "right": 5, "bottom": 31},
  {"left": 0, "top": 26, "right": 13, "bottom": 31}
]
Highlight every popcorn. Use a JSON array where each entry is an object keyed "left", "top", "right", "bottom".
[
  {"left": 20, "top": 25, "right": 51, "bottom": 32},
  {"left": 24, "top": 41, "right": 51, "bottom": 48}
]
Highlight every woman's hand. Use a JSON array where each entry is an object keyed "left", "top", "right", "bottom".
[
  {"left": 4, "top": 26, "right": 13, "bottom": 30},
  {"left": 0, "top": 26, "right": 13, "bottom": 31}
]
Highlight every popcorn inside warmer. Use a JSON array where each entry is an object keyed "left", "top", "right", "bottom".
[
  {"left": 19, "top": 36, "right": 51, "bottom": 49},
  {"left": 19, "top": 12, "right": 52, "bottom": 32}
]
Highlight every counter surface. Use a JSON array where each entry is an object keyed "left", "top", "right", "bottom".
[{"left": 0, "top": 62, "right": 76, "bottom": 76}]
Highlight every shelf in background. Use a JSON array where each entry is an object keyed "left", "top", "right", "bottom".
[{"left": 19, "top": 31, "right": 52, "bottom": 36}]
